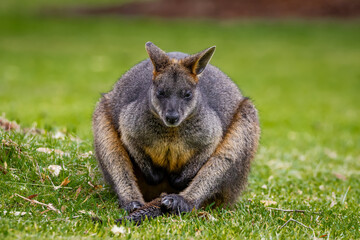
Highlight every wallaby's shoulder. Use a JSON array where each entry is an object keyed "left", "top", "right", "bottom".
[
  {"left": 109, "top": 59, "right": 152, "bottom": 104},
  {"left": 198, "top": 65, "right": 243, "bottom": 127}
]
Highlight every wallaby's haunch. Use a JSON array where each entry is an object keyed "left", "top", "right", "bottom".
[{"left": 93, "top": 42, "right": 260, "bottom": 224}]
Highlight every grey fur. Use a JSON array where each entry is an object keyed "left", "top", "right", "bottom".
[{"left": 93, "top": 42, "right": 260, "bottom": 213}]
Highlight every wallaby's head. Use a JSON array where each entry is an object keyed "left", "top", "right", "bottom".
[{"left": 145, "top": 42, "right": 215, "bottom": 127}]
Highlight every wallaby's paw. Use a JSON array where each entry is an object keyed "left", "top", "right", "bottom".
[
  {"left": 169, "top": 173, "right": 191, "bottom": 190},
  {"left": 117, "top": 198, "right": 164, "bottom": 225},
  {"left": 144, "top": 167, "right": 165, "bottom": 185},
  {"left": 124, "top": 201, "right": 144, "bottom": 213},
  {"left": 161, "top": 194, "right": 192, "bottom": 214}
]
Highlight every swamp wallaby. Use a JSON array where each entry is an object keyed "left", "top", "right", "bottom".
[{"left": 93, "top": 42, "right": 260, "bottom": 223}]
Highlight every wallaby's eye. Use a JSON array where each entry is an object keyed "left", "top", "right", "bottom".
[
  {"left": 156, "top": 89, "right": 166, "bottom": 98},
  {"left": 183, "top": 90, "right": 192, "bottom": 100}
]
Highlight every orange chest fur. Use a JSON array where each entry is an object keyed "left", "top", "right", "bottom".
[{"left": 143, "top": 136, "right": 195, "bottom": 172}]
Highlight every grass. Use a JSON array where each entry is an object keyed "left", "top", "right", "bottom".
[
  {"left": 0, "top": 3, "right": 360, "bottom": 238},
  {"left": 1, "top": 128, "right": 358, "bottom": 239}
]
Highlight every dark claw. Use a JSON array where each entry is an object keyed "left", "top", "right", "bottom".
[
  {"left": 117, "top": 198, "right": 164, "bottom": 225},
  {"left": 161, "top": 194, "right": 192, "bottom": 214},
  {"left": 124, "top": 201, "right": 144, "bottom": 213}
]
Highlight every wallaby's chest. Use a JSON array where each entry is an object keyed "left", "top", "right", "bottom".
[{"left": 143, "top": 129, "right": 195, "bottom": 172}]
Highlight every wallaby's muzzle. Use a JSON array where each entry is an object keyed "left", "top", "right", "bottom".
[{"left": 165, "top": 111, "right": 180, "bottom": 126}]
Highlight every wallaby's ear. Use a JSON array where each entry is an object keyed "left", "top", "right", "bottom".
[
  {"left": 145, "top": 42, "right": 170, "bottom": 73},
  {"left": 182, "top": 46, "right": 216, "bottom": 75}
]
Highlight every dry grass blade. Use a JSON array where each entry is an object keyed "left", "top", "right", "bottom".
[
  {"left": 15, "top": 193, "right": 61, "bottom": 214},
  {"left": 279, "top": 218, "right": 313, "bottom": 231},
  {"left": 267, "top": 207, "right": 322, "bottom": 215}
]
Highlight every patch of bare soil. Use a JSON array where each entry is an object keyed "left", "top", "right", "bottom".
[{"left": 65, "top": 0, "right": 360, "bottom": 19}]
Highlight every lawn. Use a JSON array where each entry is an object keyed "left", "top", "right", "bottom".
[{"left": 0, "top": 3, "right": 360, "bottom": 239}]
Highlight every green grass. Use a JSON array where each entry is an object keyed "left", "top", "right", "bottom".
[
  {"left": 1, "top": 129, "right": 358, "bottom": 239},
  {"left": 1, "top": 7, "right": 360, "bottom": 239}
]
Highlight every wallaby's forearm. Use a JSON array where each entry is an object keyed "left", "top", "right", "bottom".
[
  {"left": 181, "top": 98, "right": 260, "bottom": 208},
  {"left": 93, "top": 99, "right": 144, "bottom": 208}
]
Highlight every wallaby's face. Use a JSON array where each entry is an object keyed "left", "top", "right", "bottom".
[
  {"left": 150, "top": 66, "right": 198, "bottom": 127},
  {"left": 145, "top": 42, "right": 215, "bottom": 127}
]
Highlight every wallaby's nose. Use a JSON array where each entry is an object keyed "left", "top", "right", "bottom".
[{"left": 165, "top": 112, "right": 180, "bottom": 125}]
